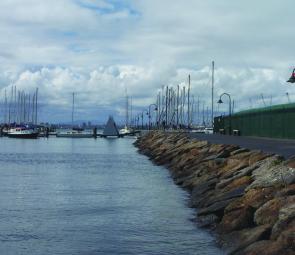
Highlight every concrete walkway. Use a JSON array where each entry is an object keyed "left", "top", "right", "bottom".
[{"left": 189, "top": 133, "right": 295, "bottom": 159}]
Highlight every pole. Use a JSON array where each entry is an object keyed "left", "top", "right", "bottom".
[
  {"left": 4, "top": 89, "right": 7, "bottom": 124},
  {"left": 126, "top": 94, "right": 129, "bottom": 128},
  {"left": 229, "top": 96, "right": 232, "bottom": 135},
  {"left": 197, "top": 96, "right": 200, "bottom": 126},
  {"left": 130, "top": 96, "right": 132, "bottom": 128},
  {"left": 182, "top": 86, "right": 186, "bottom": 127},
  {"left": 8, "top": 86, "right": 13, "bottom": 124},
  {"left": 202, "top": 102, "right": 205, "bottom": 126},
  {"left": 35, "top": 88, "right": 38, "bottom": 125},
  {"left": 148, "top": 106, "right": 151, "bottom": 130},
  {"left": 286, "top": 92, "right": 291, "bottom": 103},
  {"left": 211, "top": 61, "right": 214, "bottom": 127},
  {"left": 32, "top": 93, "right": 35, "bottom": 123},
  {"left": 141, "top": 112, "right": 143, "bottom": 129},
  {"left": 28, "top": 94, "right": 30, "bottom": 123},
  {"left": 72, "top": 92, "right": 74, "bottom": 127},
  {"left": 165, "top": 86, "right": 168, "bottom": 128},
  {"left": 187, "top": 74, "right": 191, "bottom": 128},
  {"left": 176, "top": 84, "right": 179, "bottom": 127},
  {"left": 13, "top": 86, "right": 16, "bottom": 123},
  {"left": 24, "top": 93, "right": 26, "bottom": 123}
]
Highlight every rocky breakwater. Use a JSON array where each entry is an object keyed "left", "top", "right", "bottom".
[{"left": 134, "top": 131, "right": 295, "bottom": 255}]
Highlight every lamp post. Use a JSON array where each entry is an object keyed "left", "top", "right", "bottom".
[
  {"left": 217, "top": 93, "right": 232, "bottom": 135},
  {"left": 135, "top": 114, "right": 140, "bottom": 129},
  {"left": 141, "top": 110, "right": 148, "bottom": 130},
  {"left": 148, "top": 104, "right": 158, "bottom": 130}
]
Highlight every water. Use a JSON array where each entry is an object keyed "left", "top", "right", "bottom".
[{"left": 0, "top": 137, "right": 223, "bottom": 255}]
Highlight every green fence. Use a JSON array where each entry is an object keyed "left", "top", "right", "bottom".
[{"left": 214, "top": 103, "right": 295, "bottom": 139}]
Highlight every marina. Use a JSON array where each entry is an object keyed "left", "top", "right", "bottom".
[{"left": 0, "top": 1, "right": 295, "bottom": 254}]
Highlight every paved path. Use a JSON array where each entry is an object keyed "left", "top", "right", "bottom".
[{"left": 188, "top": 133, "right": 295, "bottom": 159}]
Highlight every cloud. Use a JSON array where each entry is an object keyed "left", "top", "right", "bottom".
[
  {"left": 0, "top": 0, "right": 294, "bottom": 123},
  {"left": 0, "top": 64, "right": 290, "bottom": 124}
]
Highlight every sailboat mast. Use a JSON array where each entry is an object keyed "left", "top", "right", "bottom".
[
  {"left": 211, "top": 61, "right": 215, "bottom": 127},
  {"left": 28, "top": 94, "right": 31, "bottom": 123},
  {"left": 187, "top": 74, "right": 190, "bottom": 128},
  {"left": 32, "top": 93, "right": 35, "bottom": 123},
  {"left": 126, "top": 94, "right": 129, "bottom": 128},
  {"left": 130, "top": 96, "right": 132, "bottom": 127},
  {"left": 72, "top": 92, "right": 74, "bottom": 127},
  {"left": 4, "top": 89, "right": 7, "bottom": 124},
  {"left": 35, "top": 88, "right": 38, "bottom": 125}
]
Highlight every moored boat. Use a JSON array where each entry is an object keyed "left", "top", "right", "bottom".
[
  {"left": 56, "top": 93, "right": 93, "bottom": 138},
  {"left": 119, "top": 125, "right": 133, "bottom": 135},
  {"left": 7, "top": 126, "right": 39, "bottom": 139},
  {"left": 56, "top": 128, "right": 93, "bottom": 138}
]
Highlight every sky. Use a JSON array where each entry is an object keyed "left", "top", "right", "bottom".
[{"left": 0, "top": 0, "right": 294, "bottom": 124}]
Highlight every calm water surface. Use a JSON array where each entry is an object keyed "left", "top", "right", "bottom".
[{"left": 0, "top": 137, "right": 223, "bottom": 255}]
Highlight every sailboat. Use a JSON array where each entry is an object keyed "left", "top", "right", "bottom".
[
  {"left": 7, "top": 87, "right": 39, "bottom": 139},
  {"left": 56, "top": 93, "right": 93, "bottom": 138},
  {"left": 7, "top": 124, "right": 39, "bottom": 139},
  {"left": 119, "top": 93, "right": 134, "bottom": 135}
]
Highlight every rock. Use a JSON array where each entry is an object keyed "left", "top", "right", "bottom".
[
  {"left": 219, "top": 160, "right": 249, "bottom": 179},
  {"left": 202, "top": 149, "right": 231, "bottom": 162},
  {"left": 204, "top": 186, "right": 247, "bottom": 208},
  {"left": 192, "top": 189, "right": 216, "bottom": 208},
  {"left": 235, "top": 240, "right": 290, "bottom": 255},
  {"left": 285, "top": 156, "right": 295, "bottom": 168},
  {"left": 220, "top": 225, "right": 271, "bottom": 254},
  {"left": 225, "top": 187, "right": 276, "bottom": 214},
  {"left": 230, "top": 148, "right": 249, "bottom": 156},
  {"left": 276, "top": 184, "right": 295, "bottom": 197},
  {"left": 223, "top": 176, "right": 252, "bottom": 192},
  {"left": 284, "top": 169, "right": 295, "bottom": 185},
  {"left": 271, "top": 196, "right": 295, "bottom": 240},
  {"left": 189, "top": 178, "right": 218, "bottom": 207},
  {"left": 242, "top": 188, "right": 277, "bottom": 209},
  {"left": 247, "top": 156, "right": 295, "bottom": 190},
  {"left": 174, "top": 171, "right": 199, "bottom": 186},
  {"left": 208, "top": 144, "right": 227, "bottom": 154},
  {"left": 218, "top": 206, "right": 255, "bottom": 233},
  {"left": 197, "top": 214, "right": 220, "bottom": 228},
  {"left": 276, "top": 223, "right": 295, "bottom": 250},
  {"left": 216, "top": 164, "right": 259, "bottom": 190},
  {"left": 181, "top": 169, "right": 218, "bottom": 191},
  {"left": 254, "top": 197, "right": 285, "bottom": 226},
  {"left": 197, "top": 198, "right": 237, "bottom": 217},
  {"left": 248, "top": 151, "right": 269, "bottom": 165},
  {"left": 136, "top": 132, "right": 295, "bottom": 253}
]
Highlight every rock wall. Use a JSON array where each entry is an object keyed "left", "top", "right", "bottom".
[{"left": 134, "top": 131, "right": 295, "bottom": 255}]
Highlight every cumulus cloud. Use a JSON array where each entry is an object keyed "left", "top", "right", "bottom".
[{"left": 0, "top": 0, "right": 294, "bottom": 123}]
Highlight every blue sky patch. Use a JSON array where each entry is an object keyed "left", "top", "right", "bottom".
[{"left": 73, "top": 0, "right": 139, "bottom": 16}]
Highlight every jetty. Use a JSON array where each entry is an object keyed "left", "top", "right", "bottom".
[{"left": 135, "top": 131, "right": 295, "bottom": 255}]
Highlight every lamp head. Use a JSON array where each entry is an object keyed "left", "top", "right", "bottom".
[{"left": 217, "top": 98, "right": 223, "bottom": 104}]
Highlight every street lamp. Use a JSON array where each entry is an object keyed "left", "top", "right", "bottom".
[
  {"left": 135, "top": 114, "right": 140, "bottom": 129},
  {"left": 141, "top": 110, "right": 148, "bottom": 130},
  {"left": 148, "top": 104, "right": 158, "bottom": 130},
  {"left": 218, "top": 93, "right": 232, "bottom": 135},
  {"left": 287, "top": 69, "right": 295, "bottom": 83}
]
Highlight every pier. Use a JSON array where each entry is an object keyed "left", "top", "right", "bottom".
[{"left": 135, "top": 131, "right": 295, "bottom": 255}]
